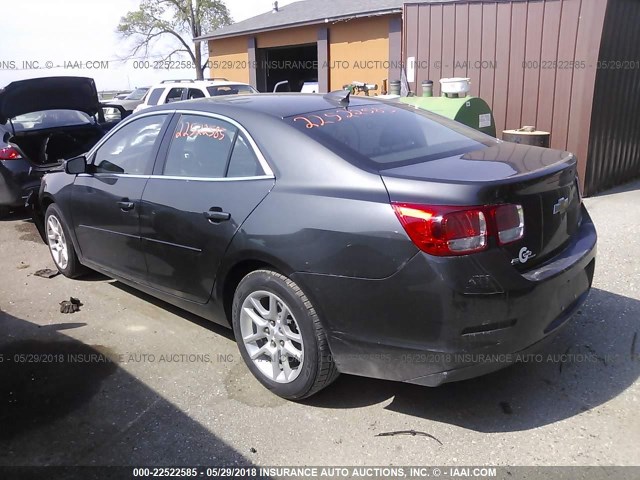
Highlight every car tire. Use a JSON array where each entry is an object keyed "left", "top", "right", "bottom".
[
  {"left": 44, "top": 204, "right": 87, "bottom": 278},
  {"left": 232, "top": 269, "right": 339, "bottom": 400}
]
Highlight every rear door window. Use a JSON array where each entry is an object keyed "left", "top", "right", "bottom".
[
  {"left": 163, "top": 114, "right": 237, "bottom": 178},
  {"left": 227, "top": 134, "right": 264, "bottom": 177},
  {"left": 165, "top": 88, "right": 185, "bottom": 103},
  {"left": 146, "top": 88, "right": 164, "bottom": 106},
  {"left": 187, "top": 88, "right": 206, "bottom": 99}
]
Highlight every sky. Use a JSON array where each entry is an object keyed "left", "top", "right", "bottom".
[{"left": 0, "top": 0, "right": 297, "bottom": 90}]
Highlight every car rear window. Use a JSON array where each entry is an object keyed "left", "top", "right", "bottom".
[
  {"left": 125, "top": 88, "right": 149, "bottom": 100},
  {"left": 207, "top": 85, "right": 256, "bottom": 96},
  {"left": 285, "top": 103, "right": 498, "bottom": 170},
  {"left": 12, "top": 110, "right": 92, "bottom": 131}
]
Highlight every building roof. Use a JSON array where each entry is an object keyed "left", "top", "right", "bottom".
[{"left": 196, "top": 0, "right": 406, "bottom": 41}]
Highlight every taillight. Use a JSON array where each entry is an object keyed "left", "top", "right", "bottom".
[
  {"left": 441, "top": 209, "right": 487, "bottom": 253},
  {"left": 392, "top": 203, "right": 524, "bottom": 256},
  {"left": 392, "top": 204, "right": 488, "bottom": 256},
  {"left": 494, "top": 204, "right": 524, "bottom": 245},
  {"left": 0, "top": 146, "right": 21, "bottom": 160}
]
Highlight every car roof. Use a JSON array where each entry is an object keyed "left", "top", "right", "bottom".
[{"left": 147, "top": 93, "right": 384, "bottom": 119}]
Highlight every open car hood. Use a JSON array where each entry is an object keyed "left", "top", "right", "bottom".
[{"left": 0, "top": 76, "right": 100, "bottom": 125}]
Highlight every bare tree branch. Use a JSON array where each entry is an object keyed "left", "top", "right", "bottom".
[
  {"left": 159, "top": 47, "right": 190, "bottom": 63},
  {"left": 117, "top": 0, "right": 232, "bottom": 79}
]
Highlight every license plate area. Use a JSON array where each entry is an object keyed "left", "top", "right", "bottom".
[{"left": 542, "top": 259, "right": 593, "bottom": 333}]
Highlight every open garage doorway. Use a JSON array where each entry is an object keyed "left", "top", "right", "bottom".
[{"left": 257, "top": 43, "right": 318, "bottom": 93}]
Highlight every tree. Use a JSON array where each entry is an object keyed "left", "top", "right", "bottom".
[{"left": 117, "top": 0, "right": 232, "bottom": 80}]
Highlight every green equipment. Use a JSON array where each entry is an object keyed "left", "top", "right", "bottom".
[{"left": 400, "top": 95, "right": 497, "bottom": 138}]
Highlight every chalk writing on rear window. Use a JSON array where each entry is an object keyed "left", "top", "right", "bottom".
[{"left": 292, "top": 106, "right": 397, "bottom": 129}]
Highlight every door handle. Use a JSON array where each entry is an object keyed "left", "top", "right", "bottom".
[
  {"left": 117, "top": 201, "right": 135, "bottom": 211},
  {"left": 203, "top": 209, "right": 231, "bottom": 223}
]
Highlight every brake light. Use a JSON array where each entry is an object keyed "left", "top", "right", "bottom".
[
  {"left": 0, "top": 146, "right": 21, "bottom": 160},
  {"left": 494, "top": 204, "right": 524, "bottom": 244},
  {"left": 392, "top": 203, "right": 524, "bottom": 256},
  {"left": 392, "top": 204, "right": 488, "bottom": 255}
]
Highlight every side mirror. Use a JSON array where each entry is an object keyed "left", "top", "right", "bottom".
[{"left": 64, "top": 156, "right": 87, "bottom": 175}]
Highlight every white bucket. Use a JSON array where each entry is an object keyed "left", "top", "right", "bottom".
[{"left": 439, "top": 77, "right": 471, "bottom": 95}]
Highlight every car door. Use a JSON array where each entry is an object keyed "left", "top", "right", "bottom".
[
  {"left": 72, "top": 113, "right": 171, "bottom": 280},
  {"left": 140, "top": 112, "right": 275, "bottom": 303}
]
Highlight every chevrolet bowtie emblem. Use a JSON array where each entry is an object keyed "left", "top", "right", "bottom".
[{"left": 553, "top": 197, "right": 569, "bottom": 215}]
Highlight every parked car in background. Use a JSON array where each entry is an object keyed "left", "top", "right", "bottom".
[
  {"left": 0, "top": 124, "right": 39, "bottom": 217},
  {"left": 133, "top": 79, "right": 257, "bottom": 113},
  {"left": 113, "top": 90, "right": 133, "bottom": 100},
  {"left": 33, "top": 93, "right": 596, "bottom": 400},
  {"left": 0, "top": 76, "right": 125, "bottom": 217},
  {"left": 102, "top": 87, "right": 150, "bottom": 121}
]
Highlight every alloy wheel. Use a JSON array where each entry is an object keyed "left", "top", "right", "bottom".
[
  {"left": 47, "top": 215, "right": 68, "bottom": 270},
  {"left": 239, "top": 290, "right": 304, "bottom": 383}
]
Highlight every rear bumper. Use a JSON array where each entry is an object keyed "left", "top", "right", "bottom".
[
  {"left": 0, "top": 160, "right": 40, "bottom": 207},
  {"left": 293, "top": 206, "right": 597, "bottom": 386}
]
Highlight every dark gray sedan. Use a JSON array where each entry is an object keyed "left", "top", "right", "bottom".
[{"left": 30, "top": 93, "right": 597, "bottom": 399}]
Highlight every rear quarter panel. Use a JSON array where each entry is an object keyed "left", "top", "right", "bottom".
[
  {"left": 38, "top": 171, "right": 79, "bottom": 246},
  {"left": 217, "top": 118, "right": 418, "bottom": 283}
]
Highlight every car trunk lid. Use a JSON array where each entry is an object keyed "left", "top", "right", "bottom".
[
  {"left": 382, "top": 142, "right": 582, "bottom": 269},
  {"left": 0, "top": 76, "right": 100, "bottom": 125}
]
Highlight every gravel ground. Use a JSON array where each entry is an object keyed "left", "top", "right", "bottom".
[{"left": 0, "top": 180, "right": 638, "bottom": 468}]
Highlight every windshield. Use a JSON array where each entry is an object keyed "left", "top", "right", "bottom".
[
  {"left": 206, "top": 85, "right": 257, "bottom": 96},
  {"left": 12, "top": 109, "right": 92, "bottom": 131},
  {"left": 125, "top": 88, "right": 149, "bottom": 100},
  {"left": 285, "top": 103, "right": 499, "bottom": 170}
]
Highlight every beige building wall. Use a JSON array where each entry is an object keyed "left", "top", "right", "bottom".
[
  {"left": 328, "top": 16, "right": 392, "bottom": 91},
  {"left": 207, "top": 36, "right": 250, "bottom": 83}
]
